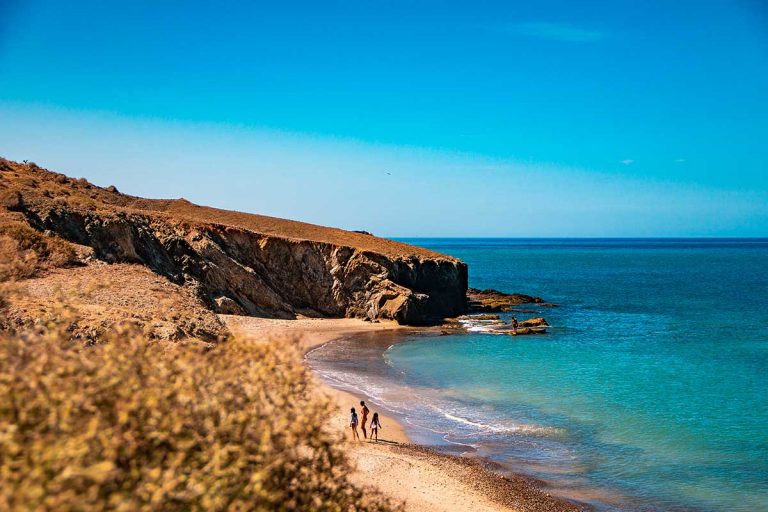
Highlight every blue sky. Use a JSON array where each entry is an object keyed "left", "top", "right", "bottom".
[{"left": 1, "top": 0, "right": 766, "bottom": 236}]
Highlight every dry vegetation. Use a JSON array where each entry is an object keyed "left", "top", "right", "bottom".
[
  {"left": 0, "top": 221, "right": 79, "bottom": 281},
  {"left": 0, "top": 316, "right": 397, "bottom": 510},
  {"left": 0, "top": 317, "right": 397, "bottom": 511},
  {"left": 0, "top": 228, "right": 399, "bottom": 511},
  {"left": 5, "top": 264, "right": 227, "bottom": 342}
]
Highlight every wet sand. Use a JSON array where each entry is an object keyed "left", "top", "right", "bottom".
[{"left": 221, "top": 315, "right": 588, "bottom": 512}]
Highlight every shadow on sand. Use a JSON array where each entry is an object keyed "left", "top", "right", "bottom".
[{"left": 366, "top": 438, "right": 399, "bottom": 446}]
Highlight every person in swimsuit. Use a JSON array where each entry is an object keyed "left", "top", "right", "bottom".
[
  {"left": 511, "top": 316, "right": 519, "bottom": 335},
  {"left": 370, "top": 412, "right": 382, "bottom": 442},
  {"left": 360, "top": 400, "right": 370, "bottom": 439},
  {"left": 350, "top": 407, "right": 360, "bottom": 441}
]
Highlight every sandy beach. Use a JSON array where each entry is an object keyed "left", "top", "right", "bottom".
[{"left": 222, "top": 315, "right": 587, "bottom": 512}]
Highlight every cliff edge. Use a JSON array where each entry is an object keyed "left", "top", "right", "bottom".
[{"left": 0, "top": 159, "right": 467, "bottom": 325}]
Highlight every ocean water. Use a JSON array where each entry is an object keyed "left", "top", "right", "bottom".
[{"left": 307, "top": 239, "right": 768, "bottom": 511}]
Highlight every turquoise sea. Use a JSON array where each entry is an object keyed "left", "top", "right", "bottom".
[{"left": 307, "top": 239, "right": 768, "bottom": 511}]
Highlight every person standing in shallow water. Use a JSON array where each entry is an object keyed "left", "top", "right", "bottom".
[
  {"left": 350, "top": 408, "right": 360, "bottom": 441},
  {"left": 360, "top": 401, "right": 370, "bottom": 439},
  {"left": 511, "top": 316, "right": 518, "bottom": 335}
]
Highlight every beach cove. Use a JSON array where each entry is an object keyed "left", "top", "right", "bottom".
[{"left": 223, "top": 315, "right": 588, "bottom": 512}]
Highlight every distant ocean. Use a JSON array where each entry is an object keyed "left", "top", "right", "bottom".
[{"left": 307, "top": 239, "right": 768, "bottom": 511}]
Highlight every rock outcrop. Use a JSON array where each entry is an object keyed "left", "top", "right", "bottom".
[
  {"left": 518, "top": 317, "right": 549, "bottom": 328},
  {"left": 1, "top": 159, "right": 467, "bottom": 325},
  {"left": 455, "top": 314, "right": 550, "bottom": 336},
  {"left": 466, "top": 288, "right": 547, "bottom": 312}
]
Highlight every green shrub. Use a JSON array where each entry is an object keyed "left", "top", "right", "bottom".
[{"left": 0, "top": 319, "right": 397, "bottom": 511}]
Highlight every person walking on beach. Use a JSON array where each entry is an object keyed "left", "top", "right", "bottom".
[
  {"left": 360, "top": 400, "right": 370, "bottom": 439},
  {"left": 350, "top": 407, "right": 360, "bottom": 441},
  {"left": 369, "top": 412, "right": 382, "bottom": 442}
]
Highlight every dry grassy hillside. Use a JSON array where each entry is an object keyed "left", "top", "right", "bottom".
[
  {"left": 0, "top": 158, "right": 453, "bottom": 261},
  {"left": 0, "top": 158, "right": 468, "bottom": 325}
]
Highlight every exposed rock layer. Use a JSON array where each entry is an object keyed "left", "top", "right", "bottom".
[{"left": 1, "top": 159, "right": 468, "bottom": 325}]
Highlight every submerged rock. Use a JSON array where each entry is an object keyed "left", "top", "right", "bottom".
[{"left": 508, "top": 326, "right": 548, "bottom": 336}]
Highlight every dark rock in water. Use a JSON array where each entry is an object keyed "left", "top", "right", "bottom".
[
  {"left": 508, "top": 317, "right": 549, "bottom": 335},
  {"left": 509, "top": 326, "right": 548, "bottom": 336},
  {"left": 466, "top": 288, "right": 548, "bottom": 312},
  {"left": 519, "top": 317, "right": 549, "bottom": 327},
  {"left": 459, "top": 313, "right": 501, "bottom": 321},
  {"left": 456, "top": 313, "right": 549, "bottom": 336}
]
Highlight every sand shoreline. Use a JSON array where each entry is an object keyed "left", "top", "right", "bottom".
[{"left": 221, "top": 315, "right": 589, "bottom": 512}]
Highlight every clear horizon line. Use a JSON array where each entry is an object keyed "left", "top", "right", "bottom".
[{"left": 389, "top": 236, "right": 768, "bottom": 240}]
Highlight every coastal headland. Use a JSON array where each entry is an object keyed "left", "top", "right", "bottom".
[
  {"left": 224, "top": 315, "right": 587, "bottom": 512},
  {"left": 1, "top": 158, "right": 467, "bottom": 329}
]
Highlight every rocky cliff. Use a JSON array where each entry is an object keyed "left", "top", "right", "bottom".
[{"left": 0, "top": 159, "right": 467, "bottom": 325}]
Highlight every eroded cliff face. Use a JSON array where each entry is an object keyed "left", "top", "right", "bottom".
[{"left": 2, "top": 160, "right": 467, "bottom": 325}]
